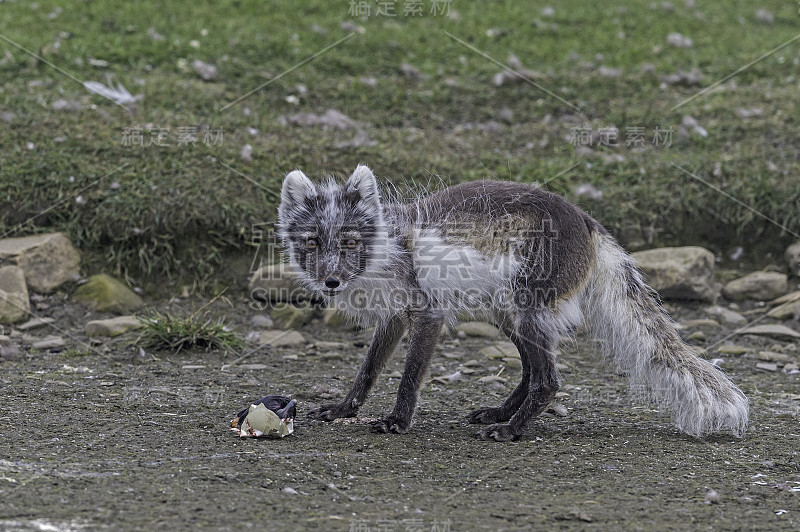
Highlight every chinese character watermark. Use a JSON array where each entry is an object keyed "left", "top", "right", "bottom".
[
  {"left": 120, "top": 125, "right": 224, "bottom": 147},
  {"left": 349, "top": 0, "right": 452, "bottom": 17}
]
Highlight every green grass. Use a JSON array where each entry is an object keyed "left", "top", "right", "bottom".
[
  {"left": 136, "top": 310, "right": 242, "bottom": 353},
  {"left": 1, "top": 0, "right": 799, "bottom": 288}
]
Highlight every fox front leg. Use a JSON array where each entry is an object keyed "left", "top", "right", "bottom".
[
  {"left": 309, "top": 315, "right": 406, "bottom": 421},
  {"left": 372, "top": 309, "right": 444, "bottom": 434}
]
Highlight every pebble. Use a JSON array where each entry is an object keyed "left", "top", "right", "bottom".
[
  {"left": 758, "top": 351, "right": 793, "bottom": 364},
  {"left": 32, "top": 336, "right": 64, "bottom": 350},
  {"left": 703, "top": 306, "right": 747, "bottom": 326},
  {"left": 18, "top": 317, "right": 55, "bottom": 331},
  {"left": 736, "top": 325, "right": 800, "bottom": 339},
  {"left": 0, "top": 344, "right": 21, "bottom": 361},
  {"left": 755, "top": 362, "right": 778, "bottom": 372},
  {"left": 192, "top": 59, "right": 217, "bottom": 81},
  {"left": 548, "top": 403, "right": 568, "bottom": 417},
  {"left": 249, "top": 314, "right": 273, "bottom": 329},
  {"left": 282, "top": 487, "right": 298, "bottom": 495},
  {"left": 480, "top": 341, "right": 520, "bottom": 359},
  {"left": 704, "top": 489, "right": 720, "bottom": 504},
  {"left": 455, "top": 322, "right": 500, "bottom": 338},
  {"left": 716, "top": 345, "right": 750, "bottom": 355}
]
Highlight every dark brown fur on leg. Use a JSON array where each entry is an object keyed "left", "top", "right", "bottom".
[
  {"left": 372, "top": 309, "right": 444, "bottom": 434},
  {"left": 309, "top": 315, "right": 406, "bottom": 421},
  {"left": 478, "top": 311, "right": 560, "bottom": 441}
]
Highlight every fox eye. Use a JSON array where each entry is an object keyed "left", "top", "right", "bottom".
[
  {"left": 305, "top": 237, "right": 318, "bottom": 249},
  {"left": 344, "top": 238, "right": 359, "bottom": 249}
]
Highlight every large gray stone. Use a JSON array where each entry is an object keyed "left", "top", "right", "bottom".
[
  {"left": 248, "top": 263, "right": 313, "bottom": 303},
  {"left": 631, "top": 247, "right": 716, "bottom": 301},
  {"left": 722, "top": 271, "right": 787, "bottom": 301},
  {"left": 0, "top": 266, "right": 30, "bottom": 324},
  {"left": 72, "top": 274, "right": 144, "bottom": 314},
  {"left": 786, "top": 241, "right": 800, "bottom": 276},
  {"left": 0, "top": 233, "right": 80, "bottom": 293}
]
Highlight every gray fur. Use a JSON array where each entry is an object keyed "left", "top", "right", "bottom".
[{"left": 278, "top": 166, "right": 749, "bottom": 441}]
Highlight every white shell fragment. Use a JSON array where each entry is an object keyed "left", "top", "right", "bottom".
[{"left": 231, "top": 403, "right": 294, "bottom": 438}]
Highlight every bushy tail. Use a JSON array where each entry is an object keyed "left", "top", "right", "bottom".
[{"left": 581, "top": 232, "right": 749, "bottom": 437}]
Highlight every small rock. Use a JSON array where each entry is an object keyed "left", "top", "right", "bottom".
[
  {"left": 17, "top": 317, "right": 55, "bottom": 330},
  {"left": 455, "top": 321, "right": 500, "bottom": 338},
  {"left": 548, "top": 403, "right": 568, "bottom": 417},
  {"left": 0, "top": 344, "right": 20, "bottom": 361},
  {"left": 32, "top": 336, "right": 64, "bottom": 350},
  {"left": 192, "top": 59, "right": 217, "bottom": 81},
  {"left": 723, "top": 271, "right": 788, "bottom": 301},
  {"left": 736, "top": 324, "right": 800, "bottom": 339},
  {"left": 666, "top": 33, "right": 692, "bottom": 48},
  {"left": 73, "top": 274, "right": 144, "bottom": 314},
  {"left": 758, "top": 351, "right": 793, "bottom": 364},
  {"left": 51, "top": 99, "right": 83, "bottom": 112},
  {"left": 688, "top": 331, "right": 706, "bottom": 341},
  {"left": 631, "top": 247, "right": 716, "bottom": 301},
  {"left": 755, "top": 362, "right": 778, "bottom": 372},
  {"left": 0, "top": 111, "right": 16, "bottom": 123},
  {"left": 271, "top": 304, "right": 312, "bottom": 330},
  {"left": 704, "top": 489, "right": 721, "bottom": 504},
  {"left": 0, "top": 265, "right": 30, "bottom": 324},
  {"left": 256, "top": 329, "right": 306, "bottom": 347},
  {"left": 0, "top": 334, "right": 11, "bottom": 347},
  {"left": 767, "top": 300, "right": 800, "bottom": 320},
  {"left": 387, "top": 370, "right": 403, "bottom": 379},
  {"left": 240, "top": 144, "right": 252, "bottom": 162},
  {"left": 784, "top": 363, "right": 799, "bottom": 372},
  {"left": 710, "top": 358, "right": 724, "bottom": 367},
  {"left": 716, "top": 344, "right": 750, "bottom": 355},
  {"left": 735, "top": 108, "right": 762, "bottom": 119},
  {"left": 282, "top": 487, "right": 298, "bottom": 495},
  {"left": 85, "top": 316, "right": 143, "bottom": 337},
  {"left": 480, "top": 342, "right": 520, "bottom": 359},
  {"left": 249, "top": 314, "right": 274, "bottom": 329},
  {"left": 703, "top": 305, "right": 747, "bottom": 325},
  {"left": 400, "top": 63, "right": 421, "bottom": 79},
  {"left": 754, "top": 9, "right": 774, "bottom": 24},
  {"left": 432, "top": 370, "right": 462, "bottom": 385}
]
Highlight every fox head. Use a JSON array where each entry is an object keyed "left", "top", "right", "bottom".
[{"left": 277, "top": 165, "right": 388, "bottom": 297}]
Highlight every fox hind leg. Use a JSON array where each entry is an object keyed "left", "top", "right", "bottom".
[{"left": 477, "top": 309, "right": 560, "bottom": 441}]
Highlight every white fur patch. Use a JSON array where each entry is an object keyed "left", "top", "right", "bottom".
[{"left": 411, "top": 228, "right": 520, "bottom": 322}]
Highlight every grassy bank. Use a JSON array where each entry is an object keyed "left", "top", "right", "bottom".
[{"left": 1, "top": 0, "right": 798, "bottom": 288}]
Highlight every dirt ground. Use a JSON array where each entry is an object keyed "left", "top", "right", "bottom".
[{"left": 0, "top": 294, "right": 798, "bottom": 531}]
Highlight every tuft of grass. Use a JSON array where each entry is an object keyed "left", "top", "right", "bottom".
[{"left": 136, "top": 310, "right": 242, "bottom": 353}]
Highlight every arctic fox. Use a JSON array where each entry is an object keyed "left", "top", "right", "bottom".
[{"left": 277, "top": 165, "right": 748, "bottom": 441}]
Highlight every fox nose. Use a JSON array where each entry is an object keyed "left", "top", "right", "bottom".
[{"left": 324, "top": 277, "right": 340, "bottom": 289}]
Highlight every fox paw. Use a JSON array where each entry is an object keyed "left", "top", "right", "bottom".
[
  {"left": 477, "top": 423, "right": 520, "bottom": 442},
  {"left": 465, "top": 407, "right": 511, "bottom": 425},
  {"left": 371, "top": 415, "right": 410, "bottom": 434},
  {"left": 308, "top": 403, "right": 355, "bottom": 422}
]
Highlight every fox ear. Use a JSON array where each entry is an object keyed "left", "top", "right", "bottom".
[
  {"left": 344, "top": 164, "right": 380, "bottom": 205},
  {"left": 280, "top": 170, "right": 316, "bottom": 210}
]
